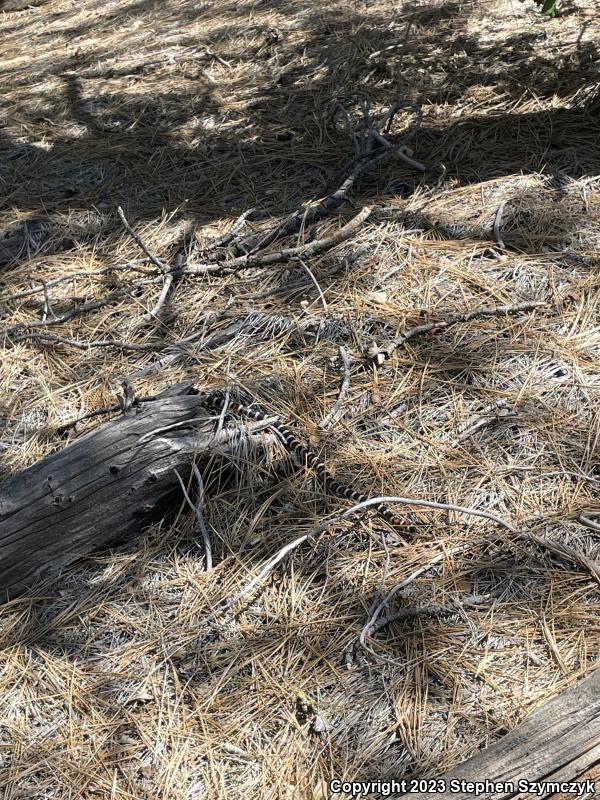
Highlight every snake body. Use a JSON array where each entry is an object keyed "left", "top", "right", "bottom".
[{"left": 203, "top": 390, "right": 406, "bottom": 528}]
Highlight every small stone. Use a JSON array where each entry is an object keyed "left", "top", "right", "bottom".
[
  {"left": 311, "top": 714, "right": 329, "bottom": 734},
  {"left": 367, "top": 290, "right": 387, "bottom": 304}
]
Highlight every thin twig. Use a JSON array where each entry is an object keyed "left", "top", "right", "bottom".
[
  {"left": 360, "top": 542, "right": 477, "bottom": 649},
  {"left": 174, "top": 467, "right": 213, "bottom": 571},
  {"left": 329, "top": 101, "right": 361, "bottom": 156},
  {"left": 40, "top": 279, "right": 56, "bottom": 321},
  {"left": 117, "top": 206, "right": 168, "bottom": 271},
  {"left": 579, "top": 515, "right": 600, "bottom": 533},
  {"left": 380, "top": 101, "right": 400, "bottom": 134},
  {"left": 295, "top": 257, "right": 328, "bottom": 311},
  {"left": 205, "top": 47, "right": 231, "bottom": 68},
  {"left": 136, "top": 417, "right": 212, "bottom": 445},
  {"left": 130, "top": 272, "right": 174, "bottom": 328},
  {"left": 211, "top": 389, "right": 230, "bottom": 448},
  {"left": 356, "top": 526, "right": 600, "bottom": 661},
  {"left": 2, "top": 259, "right": 154, "bottom": 304},
  {"left": 186, "top": 207, "right": 373, "bottom": 276},
  {"left": 368, "top": 301, "right": 547, "bottom": 364},
  {"left": 5, "top": 213, "right": 368, "bottom": 341},
  {"left": 320, "top": 346, "right": 352, "bottom": 429},
  {"left": 493, "top": 201, "right": 507, "bottom": 249},
  {"left": 149, "top": 272, "right": 174, "bottom": 318},
  {"left": 205, "top": 208, "right": 256, "bottom": 251}
]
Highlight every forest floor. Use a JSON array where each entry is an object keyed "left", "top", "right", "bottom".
[{"left": 1, "top": 0, "right": 599, "bottom": 797}]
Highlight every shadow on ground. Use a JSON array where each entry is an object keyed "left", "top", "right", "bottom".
[{"left": 1, "top": 0, "right": 599, "bottom": 268}]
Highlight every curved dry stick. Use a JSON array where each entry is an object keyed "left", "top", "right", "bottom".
[
  {"left": 174, "top": 466, "right": 213, "bottom": 571},
  {"left": 205, "top": 208, "right": 256, "bottom": 251},
  {"left": 320, "top": 346, "right": 352, "bottom": 429},
  {"left": 220, "top": 494, "right": 515, "bottom": 615},
  {"left": 493, "top": 201, "right": 507, "bottom": 249},
  {"left": 117, "top": 206, "right": 168, "bottom": 272},
  {"left": 359, "top": 541, "right": 477, "bottom": 649},
  {"left": 185, "top": 206, "right": 373, "bottom": 276},
  {"left": 234, "top": 134, "right": 406, "bottom": 255},
  {"left": 368, "top": 301, "right": 547, "bottom": 364}
]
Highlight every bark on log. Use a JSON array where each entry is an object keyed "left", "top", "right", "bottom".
[
  {"left": 399, "top": 668, "right": 600, "bottom": 799},
  {"left": 0, "top": 384, "right": 263, "bottom": 600}
]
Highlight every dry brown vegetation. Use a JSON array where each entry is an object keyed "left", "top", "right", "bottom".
[{"left": 1, "top": 0, "right": 600, "bottom": 797}]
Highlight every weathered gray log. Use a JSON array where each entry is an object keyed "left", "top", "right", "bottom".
[
  {"left": 0, "top": 384, "right": 264, "bottom": 600},
  {"left": 400, "top": 668, "right": 600, "bottom": 799}
]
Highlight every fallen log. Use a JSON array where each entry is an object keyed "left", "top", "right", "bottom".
[
  {"left": 0, "top": 384, "right": 264, "bottom": 600},
  {"left": 399, "top": 667, "right": 600, "bottom": 799}
]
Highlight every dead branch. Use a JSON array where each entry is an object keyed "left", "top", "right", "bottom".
[
  {"left": 174, "top": 465, "right": 213, "bottom": 571},
  {"left": 2, "top": 259, "right": 153, "bottom": 304},
  {"left": 493, "top": 200, "right": 507, "bottom": 249},
  {"left": 320, "top": 346, "right": 352, "bottom": 429},
  {"left": 0, "top": 388, "right": 274, "bottom": 599},
  {"left": 117, "top": 206, "right": 168, "bottom": 272},
  {"left": 205, "top": 208, "right": 256, "bottom": 251},
  {"left": 233, "top": 126, "right": 410, "bottom": 255},
  {"left": 395, "top": 146, "right": 426, "bottom": 172},
  {"left": 368, "top": 301, "right": 547, "bottom": 364},
  {"left": 359, "top": 542, "right": 476, "bottom": 652},
  {"left": 185, "top": 206, "right": 372, "bottom": 276}
]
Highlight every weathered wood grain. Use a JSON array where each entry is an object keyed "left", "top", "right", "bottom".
[
  {"left": 402, "top": 668, "right": 600, "bottom": 799},
  {"left": 0, "top": 385, "right": 261, "bottom": 600}
]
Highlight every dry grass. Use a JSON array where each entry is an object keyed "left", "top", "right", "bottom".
[{"left": 1, "top": 0, "right": 600, "bottom": 797}]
